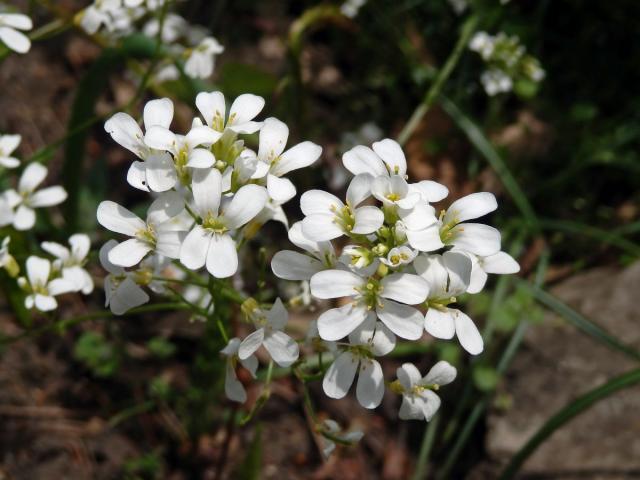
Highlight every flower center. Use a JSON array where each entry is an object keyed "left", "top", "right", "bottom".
[
  {"left": 354, "top": 279, "right": 384, "bottom": 310},
  {"left": 202, "top": 213, "right": 227, "bottom": 234},
  {"left": 330, "top": 204, "right": 356, "bottom": 232}
]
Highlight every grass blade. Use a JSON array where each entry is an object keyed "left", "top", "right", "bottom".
[
  {"left": 498, "top": 367, "right": 640, "bottom": 480},
  {"left": 518, "top": 279, "right": 640, "bottom": 362},
  {"left": 440, "top": 95, "right": 540, "bottom": 232}
]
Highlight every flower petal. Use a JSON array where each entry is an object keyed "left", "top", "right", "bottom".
[
  {"left": 376, "top": 299, "right": 424, "bottom": 340},
  {"left": 453, "top": 309, "right": 483, "bottom": 355},
  {"left": 346, "top": 173, "right": 373, "bottom": 207},
  {"left": 104, "top": 112, "right": 145, "bottom": 158},
  {"left": 13, "top": 205, "right": 35, "bottom": 230},
  {"left": 206, "top": 233, "right": 238, "bottom": 278},
  {"left": 424, "top": 308, "right": 456, "bottom": 339},
  {"left": 258, "top": 117, "right": 289, "bottom": 162},
  {"left": 26, "top": 256, "right": 50, "bottom": 286},
  {"left": 19, "top": 162, "right": 47, "bottom": 193},
  {"left": 229, "top": 93, "right": 265, "bottom": 126},
  {"left": 342, "top": 145, "right": 387, "bottom": 177},
  {"left": 146, "top": 191, "right": 184, "bottom": 226},
  {"left": 195, "top": 91, "right": 226, "bottom": 128},
  {"left": 300, "top": 190, "right": 343, "bottom": 216},
  {"left": 267, "top": 174, "right": 296, "bottom": 204},
  {"left": 239, "top": 328, "right": 265, "bottom": 359},
  {"left": 310, "top": 269, "right": 364, "bottom": 299},
  {"left": 223, "top": 184, "right": 268, "bottom": 229},
  {"left": 271, "top": 250, "right": 324, "bottom": 280},
  {"left": 29, "top": 186, "right": 67, "bottom": 207},
  {"left": 380, "top": 273, "right": 429, "bottom": 304},
  {"left": 372, "top": 138, "right": 407, "bottom": 176},
  {"left": 127, "top": 161, "right": 149, "bottom": 191},
  {"left": 270, "top": 141, "right": 322, "bottom": 177},
  {"left": 482, "top": 251, "right": 520, "bottom": 274},
  {"left": 108, "top": 239, "right": 152, "bottom": 267},
  {"left": 180, "top": 225, "right": 211, "bottom": 270},
  {"left": 443, "top": 192, "right": 497, "bottom": 225},
  {"left": 301, "top": 214, "right": 344, "bottom": 241},
  {"left": 405, "top": 224, "right": 445, "bottom": 252},
  {"left": 322, "top": 351, "right": 358, "bottom": 399},
  {"left": 143, "top": 97, "right": 174, "bottom": 130},
  {"left": 356, "top": 360, "right": 384, "bottom": 409},
  {"left": 423, "top": 360, "right": 457, "bottom": 386},
  {"left": 352, "top": 206, "right": 383, "bottom": 234},
  {"left": 450, "top": 223, "right": 501, "bottom": 257},
  {"left": 110, "top": 277, "right": 149, "bottom": 315},
  {"left": 263, "top": 330, "right": 299, "bottom": 367},
  {"left": 191, "top": 167, "right": 221, "bottom": 217},
  {"left": 317, "top": 304, "right": 368, "bottom": 341},
  {"left": 0, "top": 26, "right": 30, "bottom": 54},
  {"left": 97, "top": 201, "right": 146, "bottom": 236},
  {"left": 145, "top": 152, "right": 177, "bottom": 192},
  {"left": 397, "top": 363, "right": 422, "bottom": 390}
]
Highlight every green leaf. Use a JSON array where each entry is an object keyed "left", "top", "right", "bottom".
[
  {"left": 73, "top": 331, "right": 120, "bottom": 377},
  {"left": 473, "top": 365, "right": 500, "bottom": 392},
  {"left": 518, "top": 279, "right": 640, "bottom": 362},
  {"left": 147, "top": 337, "right": 176, "bottom": 359},
  {"left": 498, "top": 368, "right": 640, "bottom": 480}
]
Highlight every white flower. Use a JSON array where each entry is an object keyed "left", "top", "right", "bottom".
[
  {"left": 179, "top": 168, "right": 267, "bottom": 278},
  {"left": 380, "top": 246, "right": 417, "bottom": 268},
  {"left": 0, "top": 237, "right": 18, "bottom": 276},
  {"left": 342, "top": 138, "right": 407, "bottom": 178},
  {"left": 143, "top": 13, "right": 187, "bottom": 43},
  {"left": 311, "top": 268, "right": 429, "bottom": 341},
  {"left": 301, "top": 174, "right": 383, "bottom": 241},
  {"left": 238, "top": 298, "right": 299, "bottom": 367},
  {"left": 0, "top": 134, "right": 21, "bottom": 168},
  {"left": 466, "top": 250, "right": 520, "bottom": 294},
  {"left": 0, "top": 12, "right": 33, "bottom": 54},
  {"left": 144, "top": 117, "right": 222, "bottom": 186},
  {"left": 257, "top": 117, "right": 322, "bottom": 204},
  {"left": 415, "top": 251, "right": 484, "bottom": 355},
  {"left": 400, "top": 201, "right": 443, "bottom": 252},
  {"left": 184, "top": 37, "right": 224, "bottom": 79},
  {"left": 439, "top": 192, "right": 501, "bottom": 256},
  {"left": 78, "top": 0, "right": 122, "bottom": 35},
  {"left": 480, "top": 69, "right": 513, "bottom": 96},
  {"left": 17, "top": 256, "right": 74, "bottom": 311},
  {"left": 195, "top": 91, "right": 264, "bottom": 135},
  {"left": 395, "top": 361, "right": 456, "bottom": 421},
  {"left": 320, "top": 419, "right": 364, "bottom": 457},
  {"left": 0, "top": 163, "right": 67, "bottom": 231},
  {"left": 41, "top": 234, "right": 94, "bottom": 294},
  {"left": 469, "top": 32, "right": 495, "bottom": 59},
  {"left": 322, "top": 316, "right": 395, "bottom": 408},
  {"left": 99, "top": 240, "right": 150, "bottom": 315},
  {"left": 221, "top": 337, "right": 258, "bottom": 403},
  {"left": 97, "top": 191, "right": 187, "bottom": 267},
  {"left": 104, "top": 98, "right": 176, "bottom": 191},
  {"left": 340, "top": 0, "right": 367, "bottom": 18},
  {"left": 271, "top": 221, "right": 337, "bottom": 280}
]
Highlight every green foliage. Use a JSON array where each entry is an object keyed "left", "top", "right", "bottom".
[
  {"left": 232, "top": 425, "right": 263, "bottom": 480},
  {"left": 73, "top": 331, "right": 120, "bottom": 377},
  {"left": 123, "top": 451, "right": 163, "bottom": 480},
  {"left": 146, "top": 337, "right": 176, "bottom": 359},
  {"left": 472, "top": 365, "right": 499, "bottom": 392}
]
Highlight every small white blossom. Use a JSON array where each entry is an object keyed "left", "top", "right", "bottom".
[
  {"left": 395, "top": 361, "right": 456, "bottom": 421},
  {"left": 184, "top": 37, "right": 224, "bottom": 79},
  {"left": 466, "top": 250, "right": 520, "bottom": 294},
  {"left": 195, "top": 91, "right": 264, "bottom": 135},
  {"left": 0, "top": 163, "right": 67, "bottom": 231},
  {"left": 18, "top": 256, "right": 75, "bottom": 311},
  {"left": 78, "top": 0, "right": 123, "bottom": 35},
  {"left": 221, "top": 337, "right": 258, "bottom": 403},
  {"left": 41, "top": 234, "right": 94, "bottom": 294},
  {"left": 0, "top": 12, "right": 33, "bottom": 54},
  {"left": 0, "top": 134, "right": 21, "bottom": 168},
  {"left": 343, "top": 138, "right": 407, "bottom": 178},
  {"left": 0, "top": 237, "right": 18, "bottom": 276},
  {"left": 320, "top": 419, "right": 364, "bottom": 457},
  {"left": 380, "top": 246, "right": 417, "bottom": 268},
  {"left": 238, "top": 298, "right": 299, "bottom": 367}
]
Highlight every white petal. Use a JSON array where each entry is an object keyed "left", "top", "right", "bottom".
[
  {"left": 352, "top": 206, "right": 383, "bottom": 234},
  {"left": 424, "top": 308, "right": 456, "bottom": 339},
  {"left": 29, "top": 186, "right": 67, "bottom": 207},
  {"left": 97, "top": 201, "right": 146, "bottom": 236},
  {"left": 267, "top": 174, "right": 296, "bottom": 204},
  {"left": 300, "top": 190, "right": 343, "bottom": 216},
  {"left": 443, "top": 250, "right": 472, "bottom": 294},
  {"left": 370, "top": 322, "right": 397, "bottom": 356},
  {"left": 270, "top": 141, "right": 322, "bottom": 177},
  {"left": 271, "top": 250, "right": 323, "bottom": 280},
  {"left": 225, "top": 362, "right": 247, "bottom": 403},
  {"left": 110, "top": 277, "right": 149, "bottom": 315},
  {"left": 266, "top": 297, "right": 289, "bottom": 330},
  {"left": 376, "top": 299, "right": 424, "bottom": 340},
  {"left": 301, "top": 214, "right": 344, "bottom": 241},
  {"left": 263, "top": 330, "right": 299, "bottom": 367},
  {"left": 41, "top": 241, "right": 69, "bottom": 260},
  {"left": 380, "top": 273, "right": 429, "bottom": 304},
  {"left": 399, "top": 394, "right": 427, "bottom": 420},
  {"left": 399, "top": 202, "right": 437, "bottom": 231},
  {"left": 0, "top": 156, "right": 20, "bottom": 168},
  {"left": 258, "top": 117, "right": 289, "bottom": 162},
  {"left": 145, "top": 152, "right": 177, "bottom": 192},
  {"left": 405, "top": 224, "right": 445, "bottom": 252},
  {"left": 239, "top": 328, "right": 265, "bottom": 359},
  {"left": 0, "top": 14, "right": 32, "bottom": 30},
  {"left": 240, "top": 355, "right": 259, "bottom": 378},
  {"left": 155, "top": 231, "right": 185, "bottom": 259},
  {"left": 322, "top": 351, "right": 358, "bottom": 399},
  {"left": 143, "top": 98, "right": 174, "bottom": 130},
  {"left": 420, "top": 390, "right": 442, "bottom": 421},
  {"left": 69, "top": 233, "right": 90, "bottom": 260},
  {"left": 453, "top": 309, "right": 483, "bottom": 355},
  {"left": 450, "top": 223, "right": 501, "bottom": 256},
  {"left": 310, "top": 269, "right": 363, "bottom": 299},
  {"left": 410, "top": 180, "right": 449, "bottom": 202},
  {"left": 288, "top": 220, "right": 333, "bottom": 257},
  {"left": 223, "top": 184, "right": 268, "bottom": 229},
  {"left": 191, "top": 167, "right": 221, "bottom": 217},
  {"left": 482, "top": 251, "right": 520, "bottom": 274},
  {"left": 62, "top": 266, "right": 94, "bottom": 294},
  {"left": 144, "top": 126, "right": 177, "bottom": 154},
  {"left": 342, "top": 145, "right": 387, "bottom": 177},
  {"left": 180, "top": 225, "right": 211, "bottom": 270},
  {"left": 127, "top": 161, "right": 149, "bottom": 191},
  {"left": 196, "top": 91, "right": 226, "bottom": 128},
  {"left": 397, "top": 363, "right": 421, "bottom": 390},
  {"left": 34, "top": 294, "right": 56, "bottom": 311},
  {"left": 146, "top": 191, "right": 184, "bottom": 226},
  {"left": 0, "top": 26, "right": 30, "bottom": 53},
  {"left": 444, "top": 192, "right": 497, "bottom": 225},
  {"left": 47, "top": 278, "right": 75, "bottom": 296},
  {"left": 13, "top": 205, "right": 35, "bottom": 230},
  {"left": 185, "top": 126, "right": 222, "bottom": 148},
  {"left": 423, "top": 360, "right": 457, "bottom": 386},
  {"left": 108, "top": 239, "right": 152, "bottom": 267},
  {"left": 229, "top": 94, "right": 265, "bottom": 126},
  {"left": 346, "top": 174, "right": 373, "bottom": 207},
  {"left": 467, "top": 257, "right": 489, "bottom": 294},
  {"left": 206, "top": 233, "right": 238, "bottom": 278},
  {"left": 372, "top": 138, "right": 407, "bottom": 176},
  {"left": 26, "top": 256, "right": 50, "bottom": 286},
  {"left": 186, "top": 148, "right": 215, "bottom": 168},
  {"left": 99, "top": 240, "right": 124, "bottom": 275},
  {"left": 356, "top": 360, "right": 384, "bottom": 409},
  {"left": 104, "top": 113, "right": 145, "bottom": 158},
  {"left": 317, "top": 304, "right": 369, "bottom": 341},
  {"left": 19, "top": 162, "right": 47, "bottom": 193}
]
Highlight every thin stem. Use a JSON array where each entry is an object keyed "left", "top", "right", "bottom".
[
  {"left": 411, "top": 415, "right": 440, "bottom": 480},
  {"left": 396, "top": 15, "right": 479, "bottom": 145}
]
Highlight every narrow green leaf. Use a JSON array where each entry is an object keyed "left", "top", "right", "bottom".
[
  {"left": 499, "top": 368, "right": 640, "bottom": 480},
  {"left": 233, "top": 425, "right": 263, "bottom": 480},
  {"left": 518, "top": 279, "right": 640, "bottom": 362},
  {"left": 440, "top": 95, "right": 540, "bottom": 231}
]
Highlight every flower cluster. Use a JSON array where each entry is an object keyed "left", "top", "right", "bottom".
[
  {"left": 469, "top": 31, "right": 545, "bottom": 96},
  {"left": 272, "top": 138, "right": 519, "bottom": 413},
  {"left": 77, "top": 0, "right": 224, "bottom": 79}
]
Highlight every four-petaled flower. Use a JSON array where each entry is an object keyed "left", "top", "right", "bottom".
[
  {"left": 394, "top": 361, "right": 456, "bottom": 421},
  {"left": 18, "top": 256, "right": 75, "bottom": 311}
]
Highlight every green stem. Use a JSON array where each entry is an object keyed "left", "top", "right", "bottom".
[
  {"left": 396, "top": 15, "right": 479, "bottom": 146},
  {"left": 411, "top": 414, "right": 440, "bottom": 480}
]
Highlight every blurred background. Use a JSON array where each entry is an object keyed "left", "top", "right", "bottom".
[{"left": 0, "top": 0, "right": 639, "bottom": 478}]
